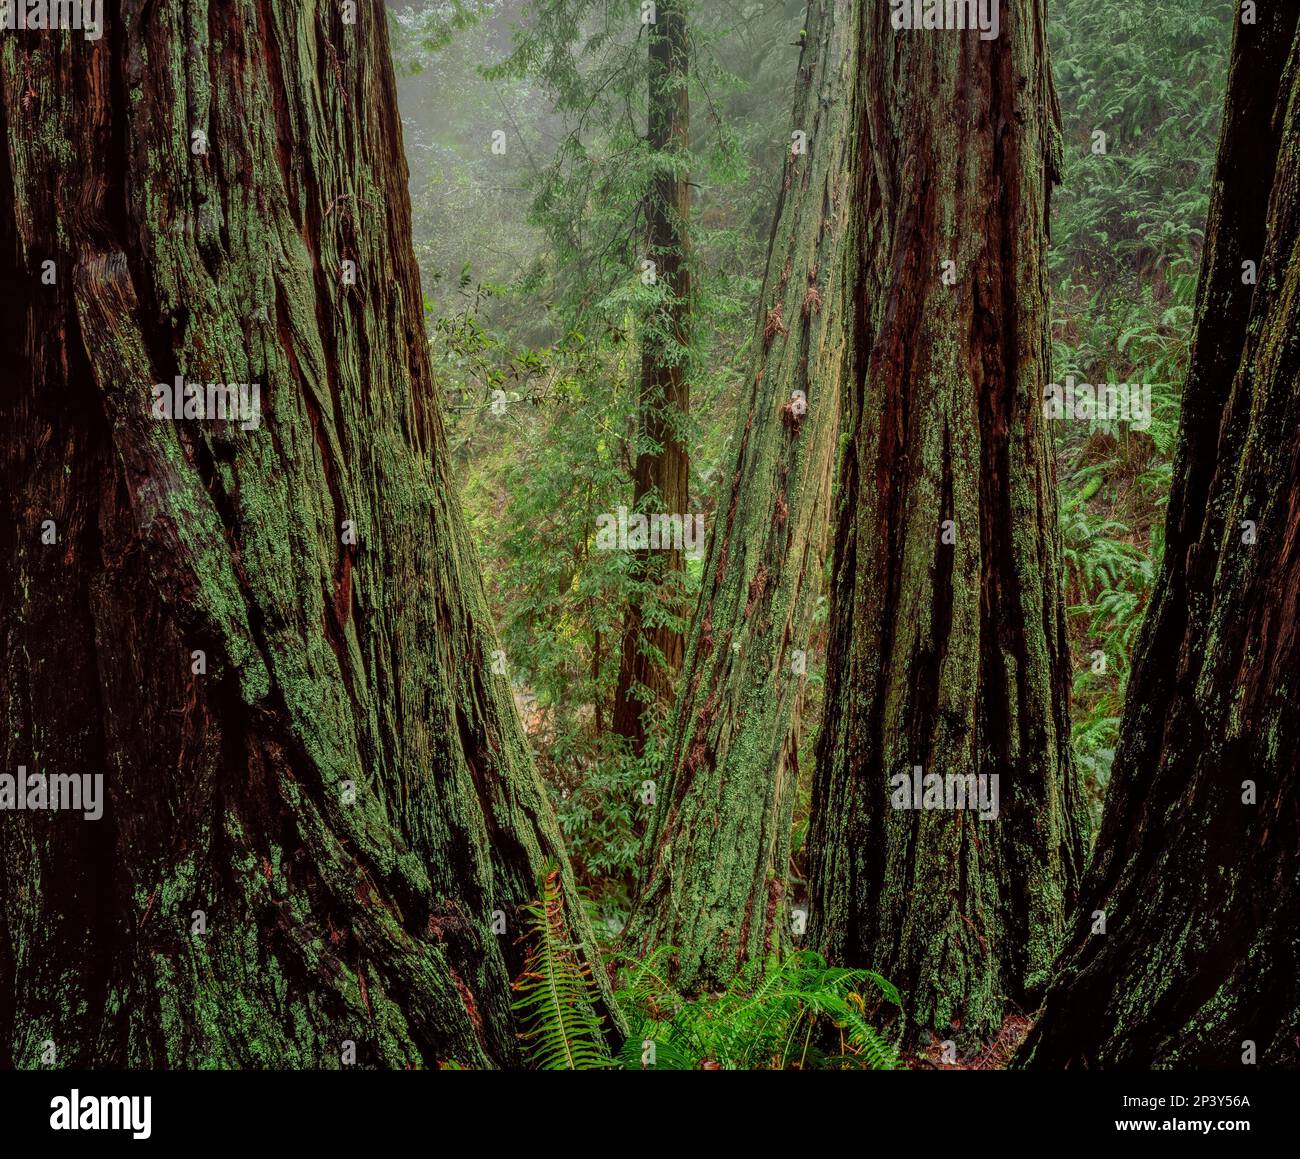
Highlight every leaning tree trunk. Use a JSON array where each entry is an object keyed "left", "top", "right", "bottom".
[
  {"left": 621, "top": 0, "right": 855, "bottom": 990},
  {"left": 611, "top": 0, "right": 692, "bottom": 752},
  {"left": 0, "top": 0, "right": 618, "bottom": 1069},
  {"left": 1018, "top": 6, "right": 1300, "bottom": 1069},
  {"left": 806, "top": 0, "right": 1086, "bottom": 1050}
]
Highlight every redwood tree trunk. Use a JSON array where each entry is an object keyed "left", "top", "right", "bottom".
[
  {"left": 807, "top": 0, "right": 1086, "bottom": 1050},
  {"left": 612, "top": 0, "right": 691, "bottom": 752},
  {"left": 622, "top": 0, "right": 855, "bottom": 990},
  {"left": 0, "top": 0, "right": 618, "bottom": 1069},
  {"left": 1018, "top": 7, "right": 1300, "bottom": 1069}
]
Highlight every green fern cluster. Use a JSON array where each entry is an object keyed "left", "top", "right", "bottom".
[
  {"left": 613, "top": 948, "right": 904, "bottom": 1070},
  {"left": 1053, "top": 263, "right": 1198, "bottom": 830},
  {"left": 511, "top": 867, "right": 613, "bottom": 1070}
]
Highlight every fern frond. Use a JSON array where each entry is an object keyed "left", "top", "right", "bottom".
[
  {"left": 511, "top": 866, "right": 613, "bottom": 1070},
  {"left": 829, "top": 992, "right": 904, "bottom": 1070}
]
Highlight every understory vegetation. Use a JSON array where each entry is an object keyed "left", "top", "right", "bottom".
[
  {"left": 507, "top": 864, "right": 902, "bottom": 1069},
  {"left": 1049, "top": 1, "right": 1228, "bottom": 824}
]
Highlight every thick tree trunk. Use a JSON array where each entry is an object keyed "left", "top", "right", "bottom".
[
  {"left": 1018, "top": 7, "right": 1300, "bottom": 1069},
  {"left": 806, "top": 1, "right": 1085, "bottom": 1050},
  {"left": 0, "top": 0, "right": 618, "bottom": 1069},
  {"left": 612, "top": 0, "right": 691, "bottom": 752},
  {"left": 622, "top": 0, "right": 855, "bottom": 990}
]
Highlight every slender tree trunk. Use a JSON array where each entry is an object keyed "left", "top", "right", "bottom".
[
  {"left": 806, "top": 0, "right": 1085, "bottom": 1050},
  {"left": 0, "top": 0, "right": 619, "bottom": 1069},
  {"left": 1018, "top": 7, "right": 1300, "bottom": 1069},
  {"left": 622, "top": 0, "right": 855, "bottom": 990},
  {"left": 612, "top": 0, "right": 691, "bottom": 752}
]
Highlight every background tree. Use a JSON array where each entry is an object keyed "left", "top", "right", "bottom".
[
  {"left": 611, "top": 0, "right": 693, "bottom": 753},
  {"left": 1019, "top": 4, "right": 1300, "bottom": 1068},
  {"left": 622, "top": 0, "right": 856, "bottom": 990},
  {"left": 807, "top": 0, "right": 1086, "bottom": 1051},
  {"left": 0, "top": 0, "right": 617, "bottom": 1068}
]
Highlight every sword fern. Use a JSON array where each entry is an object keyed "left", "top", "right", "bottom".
[{"left": 511, "top": 865, "right": 613, "bottom": 1069}]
